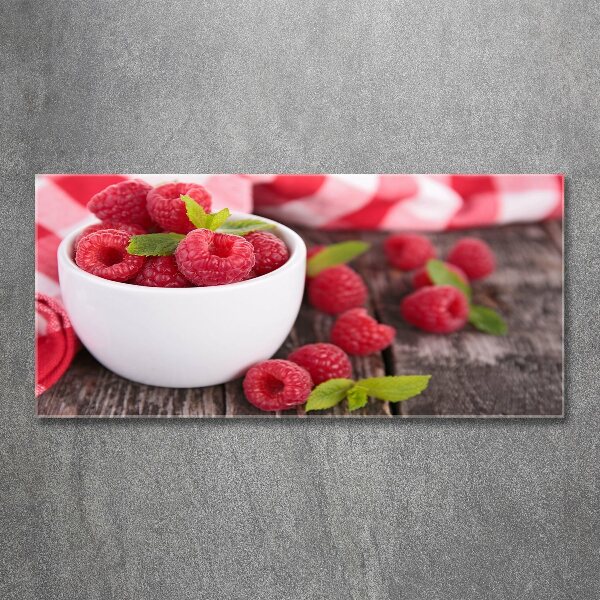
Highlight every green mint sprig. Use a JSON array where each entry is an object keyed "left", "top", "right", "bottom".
[
  {"left": 127, "top": 233, "right": 185, "bottom": 256},
  {"left": 304, "top": 379, "right": 354, "bottom": 411},
  {"left": 468, "top": 305, "right": 507, "bottom": 336},
  {"left": 126, "top": 196, "right": 277, "bottom": 256},
  {"left": 180, "top": 195, "right": 231, "bottom": 230},
  {"left": 182, "top": 195, "right": 276, "bottom": 236},
  {"left": 426, "top": 258, "right": 472, "bottom": 301},
  {"left": 306, "top": 240, "right": 370, "bottom": 277},
  {"left": 346, "top": 385, "right": 369, "bottom": 411},
  {"left": 217, "top": 219, "right": 276, "bottom": 236},
  {"left": 183, "top": 194, "right": 275, "bottom": 235},
  {"left": 304, "top": 375, "right": 431, "bottom": 413},
  {"left": 425, "top": 259, "right": 507, "bottom": 336}
]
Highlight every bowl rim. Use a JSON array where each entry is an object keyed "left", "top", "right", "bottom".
[{"left": 57, "top": 212, "right": 306, "bottom": 294}]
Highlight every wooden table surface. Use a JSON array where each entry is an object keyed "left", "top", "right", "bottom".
[{"left": 37, "top": 222, "right": 563, "bottom": 418}]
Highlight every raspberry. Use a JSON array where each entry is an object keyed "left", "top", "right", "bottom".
[
  {"left": 447, "top": 237, "right": 495, "bottom": 280},
  {"left": 175, "top": 229, "right": 255, "bottom": 286},
  {"left": 243, "top": 359, "right": 313, "bottom": 411},
  {"left": 146, "top": 182, "right": 212, "bottom": 234},
  {"left": 384, "top": 234, "right": 436, "bottom": 270},
  {"left": 288, "top": 343, "right": 352, "bottom": 385},
  {"left": 74, "top": 221, "right": 145, "bottom": 251},
  {"left": 75, "top": 229, "right": 144, "bottom": 282},
  {"left": 87, "top": 179, "right": 153, "bottom": 228},
  {"left": 412, "top": 262, "right": 468, "bottom": 289},
  {"left": 330, "top": 308, "right": 396, "bottom": 356},
  {"left": 245, "top": 231, "right": 289, "bottom": 277},
  {"left": 131, "top": 256, "right": 191, "bottom": 288},
  {"left": 308, "top": 265, "right": 367, "bottom": 315},
  {"left": 400, "top": 285, "right": 469, "bottom": 333}
]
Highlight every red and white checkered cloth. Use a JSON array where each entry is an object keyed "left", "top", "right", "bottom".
[
  {"left": 35, "top": 293, "right": 78, "bottom": 396},
  {"left": 35, "top": 173, "right": 563, "bottom": 396},
  {"left": 249, "top": 174, "right": 564, "bottom": 230}
]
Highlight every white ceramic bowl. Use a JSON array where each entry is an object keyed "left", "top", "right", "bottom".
[{"left": 57, "top": 214, "right": 306, "bottom": 387}]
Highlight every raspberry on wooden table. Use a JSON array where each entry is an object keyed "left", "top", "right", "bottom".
[
  {"left": 243, "top": 359, "right": 313, "bottom": 411},
  {"left": 447, "top": 237, "right": 495, "bottom": 280},
  {"left": 74, "top": 221, "right": 145, "bottom": 251},
  {"left": 308, "top": 265, "right": 367, "bottom": 315},
  {"left": 131, "top": 256, "right": 191, "bottom": 288},
  {"left": 330, "top": 308, "right": 396, "bottom": 356},
  {"left": 288, "top": 343, "right": 352, "bottom": 385},
  {"left": 400, "top": 285, "right": 469, "bottom": 333},
  {"left": 87, "top": 179, "right": 153, "bottom": 228},
  {"left": 147, "top": 182, "right": 212, "bottom": 234},
  {"left": 174, "top": 229, "right": 255, "bottom": 286},
  {"left": 245, "top": 231, "right": 289, "bottom": 277},
  {"left": 75, "top": 229, "right": 144, "bottom": 282},
  {"left": 384, "top": 233, "right": 436, "bottom": 271},
  {"left": 412, "top": 262, "right": 468, "bottom": 289}
]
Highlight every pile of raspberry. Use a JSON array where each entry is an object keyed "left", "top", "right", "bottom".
[
  {"left": 384, "top": 233, "right": 496, "bottom": 334},
  {"left": 243, "top": 244, "right": 396, "bottom": 412},
  {"left": 74, "top": 180, "right": 290, "bottom": 287},
  {"left": 243, "top": 234, "right": 497, "bottom": 413}
]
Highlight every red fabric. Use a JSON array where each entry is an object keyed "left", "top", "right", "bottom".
[
  {"left": 49, "top": 174, "right": 128, "bottom": 206},
  {"left": 35, "top": 173, "right": 563, "bottom": 395},
  {"left": 35, "top": 294, "right": 77, "bottom": 397},
  {"left": 35, "top": 224, "right": 62, "bottom": 281},
  {"left": 250, "top": 174, "right": 564, "bottom": 230}
]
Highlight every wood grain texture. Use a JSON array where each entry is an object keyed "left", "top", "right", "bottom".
[
  {"left": 370, "top": 224, "right": 564, "bottom": 416},
  {"left": 37, "top": 223, "right": 563, "bottom": 418}
]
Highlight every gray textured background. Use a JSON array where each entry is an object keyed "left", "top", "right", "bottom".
[{"left": 1, "top": 0, "right": 598, "bottom": 598}]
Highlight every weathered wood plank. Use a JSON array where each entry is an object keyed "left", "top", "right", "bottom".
[
  {"left": 543, "top": 220, "right": 564, "bottom": 253},
  {"left": 37, "top": 222, "right": 563, "bottom": 418},
  {"left": 38, "top": 350, "right": 226, "bottom": 418},
  {"left": 368, "top": 224, "right": 563, "bottom": 416}
]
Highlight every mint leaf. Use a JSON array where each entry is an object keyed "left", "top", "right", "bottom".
[
  {"left": 217, "top": 219, "right": 276, "bottom": 236},
  {"left": 426, "top": 259, "right": 508, "bottom": 335},
  {"left": 469, "top": 305, "right": 508, "bottom": 335},
  {"left": 204, "top": 207, "right": 231, "bottom": 231},
  {"left": 304, "top": 378, "right": 354, "bottom": 412},
  {"left": 127, "top": 233, "right": 185, "bottom": 256},
  {"left": 180, "top": 196, "right": 231, "bottom": 231},
  {"left": 304, "top": 375, "right": 433, "bottom": 411},
  {"left": 426, "top": 259, "right": 472, "bottom": 301},
  {"left": 306, "top": 241, "right": 370, "bottom": 277},
  {"left": 180, "top": 194, "right": 209, "bottom": 229},
  {"left": 356, "top": 375, "right": 431, "bottom": 403},
  {"left": 347, "top": 385, "right": 369, "bottom": 412}
]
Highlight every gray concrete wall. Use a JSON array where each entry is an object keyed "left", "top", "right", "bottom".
[{"left": 1, "top": 1, "right": 597, "bottom": 598}]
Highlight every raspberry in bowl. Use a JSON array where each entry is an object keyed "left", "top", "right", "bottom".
[{"left": 57, "top": 213, "right": 306, "bottom": 387}]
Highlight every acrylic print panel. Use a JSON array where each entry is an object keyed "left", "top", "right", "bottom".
[{"left": 35, "top": 174, "right": 564, "bottom": 418}]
